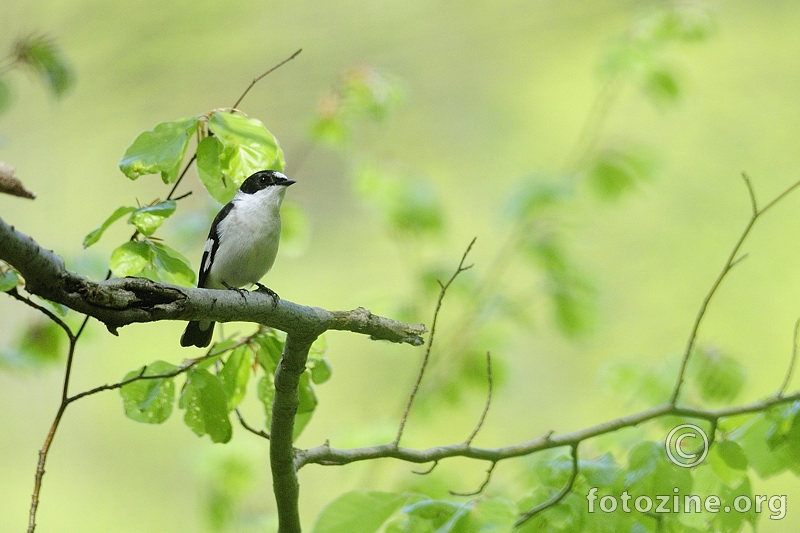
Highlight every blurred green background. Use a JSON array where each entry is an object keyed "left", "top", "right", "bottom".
[{"left": 2, "top": 0, "right": 800, "bottom": 531}]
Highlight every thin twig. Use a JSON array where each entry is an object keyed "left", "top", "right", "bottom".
[
  {"left": 777, "top": 317, "right": 800, "bottom": 397},
  {"left": 514, "top": 444, "right": 579, "bottom": 527},
  {"left": 740, "top": 172, "right": 758, "bottom": 215},
  {"left": 669, "top": 173, "right": 800, "bottom": 404},
  {"left": 168, "top": 49, "right": 301, "bottom": 200},
  {"left": 394, "top": 238, "right": 476, "bottom": 445},
  {"left": 6, "top": 288, "right": 75, "bottom": 342},
  {"left": 449, "top": 461, "right": 497, "bottom": 497},
  {"left": 28, "top": 318, "right": 89, "bottom": 533},
  {"left": 231, "top": 49, "right": 302, "bottom": 109},
  {"left": 236, "top": 408, "right": 270, "bottom": 439},
  {"left": 464, "top": 351, "right": 493, "bottom": 446},
  {"left": 412, "top": 461, "right": 438, "bottom": 475}
]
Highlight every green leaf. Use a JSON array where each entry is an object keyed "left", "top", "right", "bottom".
[
  {"left": 83, "top": 206, "right": 136, "bottom": 248},
  {"left": 218, "top": 346, "right": 253, "bottom": 410},
  {"left": 14, "top": 36, "right": 75, "bottom": 97},
  {"left": 120, "top": 360, "right": 178, "bottom": 424},
  {"left": 256, "top": 370, "right": 318, "bottom": 441},
  {"left": 690, "top": 347, "right": 746, "bottom": 403},
  {"left": 402, "top": 499, "right": 472, "bottom": 530},
  {"left": 179, "top": 368, "right": 233, "bottom": 443},
  {"left": 588, "top": 147, "right": 656, "bottom": 200},
  {"left": 16, "top": 319, "right": 63, "bottom": 364},
  {"left": 205, "top": 111, "right": 284, "bottom": 203},
  {"left": 506, "top": 179, "right": 571, "bottom": 222},
  {"left": 579, "top": 453, "right": 620, "bottom": 487},
  {"left": 119, "top": 117, "right": 198, "bottom": 183},
  {"left": 309, "top": 115, "right": 348, "bottom": 147},
  {"left": 716, "top": 440, "right": 748, "bottom": 470},
  {"left": 109, "top": 241, "right": 151, "bottom": 277},
  {"left": 707, "top": 442, "right": 749, "bottom": 489},
  {"left": 256, "top": 375, "right": 275, "bottom": 429},
  {"left": 550, "top": 271, "right": 596, "bottom": 337},
  {"left": 129, "top": 200, "right": 177, "bottom": 236},
  {"left": 644, "top": 68, "right": 680, "bottom": 106},
  {"left": 294, "top": 372, "right": 318, "bottom": 440},
  {"left": 622, "top": 441, "right": 692, "bottom": 496},
  {"left": 309, "top": 335, "right": 329, "bottom": 358},
  {"left": 736, "top": 411, "right": 797, "bottom": 477},
  {"left": 0, "top": 269, "right": 20, "bottom": 292},
  {"left": 341, "top": 67, "right": 403, "bottom": 121},
  {"left": 309, "top": 358, "right": 332, "bottom": 385},
  {"left": 313, "top": 490, "right": 408, "bottom": 533},
  {"left": 354, "top": 161, "right": 443, "bottom": 237},
  {"left": 196, "top": 135, "right": 226, "bottom": 201},
  {"left": 254, "top": 329, "right": 285, "bottom": 373},
  {"left": 472, "top": 498, "right": 517, "bottom": 532},
  {"left": 150, "top": 242, "right": 196, "bottom": 286}
]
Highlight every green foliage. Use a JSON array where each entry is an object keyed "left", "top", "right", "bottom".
[
  {"left": 312, "top": 490, "right": 408, "bottom": 533},
  {"left": 0, "top": 34, "right": 73, "bottom": 119},
  {"left": 688, "top": 347, "right": 746, "bottom": 404},
  {"left": 354, "top": 160, "right": 444, "bottom": 237},
  {"left": 0, "top": 266, "right": 20, "bottom": 292},
  {"left": 254, "top": 329, "right": 327, "bottom": 440},
  {"left": 82, "top": 206, "right": 137, "bottom": 248},
  {"left": 201, "top": 111, "right": 285, "bottom": 203},
  {"left": 119, "top": 117, "right": 198, "bottom": 183},
  {"left": 218, "top": 345, "right": 253, "bottom": 410},
  {"left": 196, "top": 447, "right": 262, "bottom": 531},
  {"left": 120, "top": 360, "right": 178, "bottom": 424},
  {"left": 118, "top": 111, "right": 283, "bottom": 197},
  {"left": 312, "top": 490, "right": 517, "bottom": 533},
  {"left": 601, "top": 3, "right": 711, "bottom": 106},
  {"left": 83, "top": 200, "right": 176, "bottom": 247},
  {"left": 180, "top": 367, "right": 234, "bottom": 443},
  {"left": 117, "top": 330, "right": 329, "bottom": 443},
  {"left": 588, "top": 146, "right": 656, "bottom": 200},
  {"left": 12, "top": 35, "right": 74, "bottom": 97},
  {"left": 310, "top": 66, "right": 403, "bottom": 147},
  {"left": 109, "top": 240, "right": 195, "bottom": 286},
  {"left": 602, "top": 346, "right": 747, "bottom": 409},
  {"left": 12, "top": 5, "right": 800, "bottom": 533},
  {"left": 2, "top": 319, "right": 64, "bottom": 368}
]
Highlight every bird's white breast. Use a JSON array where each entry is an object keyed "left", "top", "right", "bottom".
[{"left": 206, "top": 186, "right": 287, "bottom": 289}]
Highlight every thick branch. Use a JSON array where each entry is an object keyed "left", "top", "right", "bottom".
[
  {"left": 0, "top": 216, "right": 425, "bottom": 344},
  {"left": 271, "top": 333, "right": 316, "bottom": 533}
]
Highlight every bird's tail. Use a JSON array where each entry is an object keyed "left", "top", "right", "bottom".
[{"left": 180, "top": 320, "right": 215, "bottom": 348}]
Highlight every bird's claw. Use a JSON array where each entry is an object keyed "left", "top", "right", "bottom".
[{"left": 255, "top": 282, "right": 280, "bottom": 308}]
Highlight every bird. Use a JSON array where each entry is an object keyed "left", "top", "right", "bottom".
[{"left": 180, "top": 169, "right": 295, "bottom": 348}]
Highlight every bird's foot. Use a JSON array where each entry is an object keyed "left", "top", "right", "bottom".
[
  {"left": 222, "top": 281, "right": 248, "bottom": 298},
  {"left": 254, "top": 282, "right": 280, "bottom": 308}
]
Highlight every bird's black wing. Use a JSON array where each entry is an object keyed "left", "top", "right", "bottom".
[{"left": 197, "top": 201, "right": 234, "bottom": 289}]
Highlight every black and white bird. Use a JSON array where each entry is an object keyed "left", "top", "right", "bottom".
[{"left": 180, "top": 169, "right": 295, "bottom": 348}]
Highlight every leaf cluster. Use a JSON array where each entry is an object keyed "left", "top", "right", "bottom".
[
  {"left": 120, "top": 329, "right": 330, "bottom": 443},
  {"left": 0, "top": 35, "right": 74, "bottom": 116}
]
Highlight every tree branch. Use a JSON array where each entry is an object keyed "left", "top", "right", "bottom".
[
  {"left": 0, "top": 216, "right": 425, "bottom": 345},
  {"left": 271, "top": 333, "right": 316, "bottom": 533},
  {"left": 295, "top": 393, "right": 800, "bottom": 471}
]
